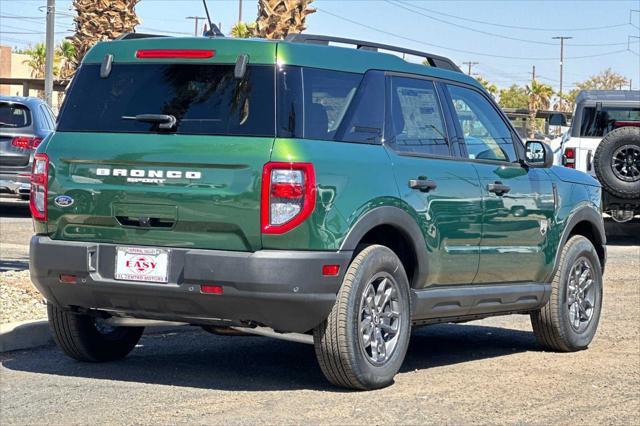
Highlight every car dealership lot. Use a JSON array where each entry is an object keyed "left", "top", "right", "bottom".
[{"left": 1, "top": 205, "right": 639, "bottom": 424}]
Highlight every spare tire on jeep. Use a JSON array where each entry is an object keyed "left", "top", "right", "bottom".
[{"left": 593, "top": 126, "right": 640, "bottom": 199}]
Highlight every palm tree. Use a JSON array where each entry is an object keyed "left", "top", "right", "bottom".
[
  {"left": 22, "top": 43, "right": 48, "bottom": 78},
  {"left": 254, "top": 0, "right": 316, "bottom": 39},
  {"left": 476, "top": 76, "right": 497, "bottom": 98},
  {"left": 56, "top": 40, "right": 76, "bottom": 80},
  {"left": 525, "top": 80, "right": 553, "bottom": 138},
  {"left": 70, "top": 0, "right": 141, "bottom": 68},
  {"left": 231, "top": 22, "right": 256, "bottom": 38}
]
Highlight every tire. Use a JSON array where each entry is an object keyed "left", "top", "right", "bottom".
[
  {"left": 530, "top": 235, "right": 603, "bottom": 352},
  {"left": 47, "top": 303, "right": 144, "bottom": 362},
  {"left": 593, "top": 126, "right": 640, "bottom": 199},
  {"left": 313, "top": 245, "right": 411, "bottom": 390}
]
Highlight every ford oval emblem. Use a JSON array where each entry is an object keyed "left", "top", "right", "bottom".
[{"left": 54, "top": 195, "right": 74, "bottom": 207}]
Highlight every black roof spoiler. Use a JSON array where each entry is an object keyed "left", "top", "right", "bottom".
[
  {"left": 285, "top": 33, "right": 461, "bottom": 73},
  {"left": 116, "top": 33, "right": 169, "bottom": 41}
]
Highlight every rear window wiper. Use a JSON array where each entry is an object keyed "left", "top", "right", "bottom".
[
  {"left": 122, "top": 114, "right": 176, "bottom": 129},
  {"left": 0, "top": 121, "right": 17, "bottom": 128}
]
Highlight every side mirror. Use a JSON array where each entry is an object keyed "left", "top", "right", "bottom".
[
  {"left": 524, "top": 140, "right": 553, "bottom": 168},
  {"left": 548, "top": 112, "right": 567, "bottom": 127}
]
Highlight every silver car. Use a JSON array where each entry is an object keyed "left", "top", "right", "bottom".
[{"left": 0, "top": 96, "right": 56, "bottom": 199}]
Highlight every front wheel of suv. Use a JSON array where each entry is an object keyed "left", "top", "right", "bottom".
[
  {"left": 530, "top": 235, "right": 603, "bottom": 352},
  {"left": 48, "top": 303, "right": 144, "bottom": 362},
  {"left": 313, "top": 245, "right": 411, "bottom": 390}
]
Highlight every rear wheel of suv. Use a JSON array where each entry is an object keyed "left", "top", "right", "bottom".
[
  {"left": 48, "top": 303, "right": 144, "bottom": 362},
  {"left": 530, "top": 235, "right": 603, "bottom": 352},
  {"left": 313, "top": 245, "right": 411, "bottom": 390},
  {"left": 593, "top": 126, "right": 640, "bottom": 199}
]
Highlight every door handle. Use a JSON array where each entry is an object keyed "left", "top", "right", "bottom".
[
  {"left": 487, "top": 181, "right": 511, "bottom": 195},
  {"left": 409, "top": 178, "right": 437, "bottom": 192}
]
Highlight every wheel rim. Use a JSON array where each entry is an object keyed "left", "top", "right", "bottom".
[
  {"left": 94, "top": 318, "right": 117, "bottom": 335},
  {"left": 566, "top": 257, "right": 597, "bottom": 332},
  {"left": 611, "top": 144, "right": 640, "bottom": 182},
  {"left": 358, "top": 273, "right": 402, "bottom": 365}
]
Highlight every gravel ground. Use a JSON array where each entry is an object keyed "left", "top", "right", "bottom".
[
  {"left": 0, "top": 242, "right": 638, "bottom": 425},
  {"left": 0, "top": 270, "right": 46, "bottom": 324}
]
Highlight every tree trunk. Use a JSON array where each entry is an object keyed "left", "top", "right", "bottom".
[{"left": 528, "top": 110, "right": 537, "bottom": 139}]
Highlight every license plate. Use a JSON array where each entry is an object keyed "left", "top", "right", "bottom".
[{"left": 115, "top": 247, "right": 169, "bottom": 283}]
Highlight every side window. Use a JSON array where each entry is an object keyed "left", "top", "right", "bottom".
[
  {"left": 447, "top": 84, "right": 517, "bottom": 162},
  {"left": 303, "top": 68, "right": 362, "bottom": 141},
  {"left": 276, "top": 66, "right": 364, "bottom": 142},
  {"left": 335, "top": 71, "right": 385, "bottom": 144},
  {"left": 386, "top": 76, "right": 449, "bottom": 156}
]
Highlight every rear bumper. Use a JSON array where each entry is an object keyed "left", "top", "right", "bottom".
[
  {"left": 30, "top": 236, "right": 352, "bottom": 333},
  {"left": 0, "top": 173, "right": 30, "bottom": 194},
  {"left": 602, "top": 191, "right": 640, "bottom": 213}
]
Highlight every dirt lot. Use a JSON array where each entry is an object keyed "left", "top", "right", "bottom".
[{"left": 1, "top": 203, "right": 639, "bottom": 424}]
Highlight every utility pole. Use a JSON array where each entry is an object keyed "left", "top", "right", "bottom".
[
  {"left": 462, "top": 61, "right": 479, "bottom": 76},
  {"left": 44, "top": 0, "right": 55, "bottom": 107},
  {"left": 186, "top": 16, "right": 207, "bottom": 36},
  {"left": 630, "top": 79, "right": 633, "bottom": 90},
  {"left": 552, "top": 36, "right": 573, "bottom": 102},
  {"left": 531, "top": 65, "right": 536, "bottom": 82},
  {"left": 238, "top": 0, "right": 243, "bottom": 23}
]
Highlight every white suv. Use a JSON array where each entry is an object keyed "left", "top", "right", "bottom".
[{"left": 556, "top": 90, "right": 640, "bottom": 222}]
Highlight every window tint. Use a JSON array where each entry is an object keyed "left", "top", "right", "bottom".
[
  {"left": 0, "top": 103, "right": 31, "bottom": 129},
  {"left": 58, "top": 63, "right": 275, "bottom": 136},
  {"left": 335, "top": 71, "right": 385, "bottom": 144},
  {"left": 303, "top": 68, "right": 363, "bottom": 140},
  {"left": 387, "top": 77, "right": 449, "bottom": 155},
  {"left": 580, "top": 106, "right": 640, "bottom": 137},
  {"left": 447, "top": 84, "right": 516, "bottom": 162},
  {"left": 277, "top": 66, "right": 376, "bottom": 142}
]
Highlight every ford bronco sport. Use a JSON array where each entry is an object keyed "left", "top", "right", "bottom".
[{"left": 30, "top": 33, "right": 606, "bottom": 390}]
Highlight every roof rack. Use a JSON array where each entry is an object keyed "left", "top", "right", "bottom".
[
  {"left": 116, "top": 33, "right": 169, "bottom": 41},
  {"left": 285, "top": 34, "right": 461, "bottom": 73}
]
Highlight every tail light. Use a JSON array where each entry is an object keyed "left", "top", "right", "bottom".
[
  {"left": 562, "top": 148, "right": 575, "bottom": 168},
  {"left": 261, "top": 162, "right": 316, "bottom": 234},
  {"left": 11, "top": 136, "right": 42, "bottom": 150},
  {"left": 29, "top": 153, "right": 49, "bottom": 221}
]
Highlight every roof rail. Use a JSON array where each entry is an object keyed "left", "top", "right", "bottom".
[
  {"left": 116, "top": 33, "right": 169, "bottom": 41},
  {"left": 284, "top": 33, "right": 461, "bottom": 73}
]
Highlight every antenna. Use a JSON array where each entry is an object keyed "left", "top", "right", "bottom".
[{"left": 202, "top": 0, "right": 224, "bottom": 37}]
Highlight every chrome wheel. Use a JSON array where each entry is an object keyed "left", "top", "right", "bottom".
[
  {"left": 611, "top": 144, "right": 640, "bottom": 182},
  {"left": 566, "top": 257, "right": 596, "bottom": 331},
  {"left": 358, "top": 273, "right": 402, "bottom": 365}
]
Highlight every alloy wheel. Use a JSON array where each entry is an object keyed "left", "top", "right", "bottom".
[{"left": 358, "top": 273, "right": 402, "bottom": 365}]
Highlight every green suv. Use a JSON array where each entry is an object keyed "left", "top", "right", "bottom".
[{"left": 30, "top": 34, "right": 606, "bottom": 390}]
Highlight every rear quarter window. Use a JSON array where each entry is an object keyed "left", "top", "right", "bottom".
[{"left": 0, "top": 103, "right": 32, "bottom": 129}]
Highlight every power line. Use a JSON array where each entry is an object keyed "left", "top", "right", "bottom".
[
  {"left": 386, "top": 0, "right": 638, "bottom": 47},
  {"left": 316, "top": 8, "right": 634, "bottom": 61},
  {"left": 388, "top": 1, "right": 633, "bottom": 33}
]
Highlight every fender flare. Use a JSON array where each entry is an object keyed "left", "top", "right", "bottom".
[
  {"left": 548, "top": 205, "right": 607, "bottom": 282},
  {"left": 340, "top": 206, "right": 429, "bottom": 288}
]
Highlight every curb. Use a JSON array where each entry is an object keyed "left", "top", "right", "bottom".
[
  {"left": 0, "top": 319, "right": 51, "bottom": 353},
  {"left": 0, "top": 319, "right": 191, "bottom": 353}
]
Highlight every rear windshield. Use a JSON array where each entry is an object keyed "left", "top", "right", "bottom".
[
  {"left": 0, "top": 103, "right": 32, "bottom": 129},
  {"left": 579, "top": 106, "right": 640, "bottom": 137},
  {"left": 57, "top": 63, "right": 275, "bottom": 136}
]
